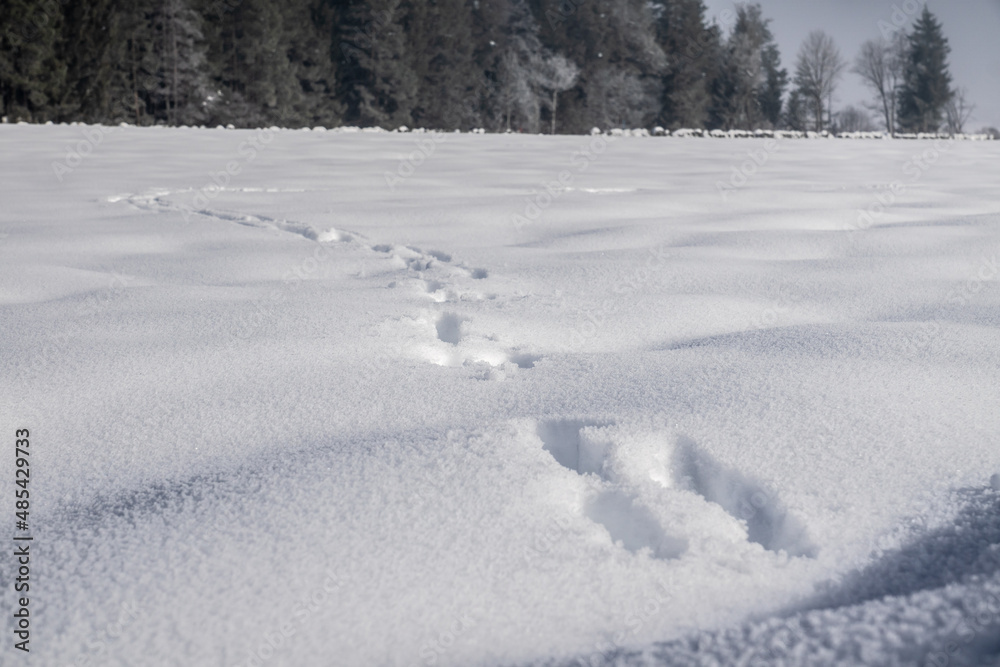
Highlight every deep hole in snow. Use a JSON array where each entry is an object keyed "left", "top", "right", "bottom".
[
  {"left": 435, "top": 312, "right": 463, "bottom": 345},
  {"left": 536, "top": 420, "right": 817, "bottom": 559},
  {"left": 584, "top": 489, "right": 688, "bottom": 559},
  {"left": 509, "top": 352, "right": 541, "bottom": 369},
  {"left": 536, "top": 419, "right": 685, "bottom": 559},
  {"left": 536, "top": 419, "right": 613, "bottom": 472},
  {"left": 427, "top": 250, "right": 452, "bottom": 262},
  {"left": 672, "top": 435, "right": 818, "bottom": 558}
]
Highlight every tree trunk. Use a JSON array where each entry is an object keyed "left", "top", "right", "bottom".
[
  {"left": 882, "top": 93, "right": 891, "bottom": 135},
  {"left": 171, "top": 3, "right": 178, "bottom": 126},
  {"left": 550, "top": 90, "right": 557, "bottom": 134},
  {"left": 130, "top": 35, "right": 141, "bottom": 125}
]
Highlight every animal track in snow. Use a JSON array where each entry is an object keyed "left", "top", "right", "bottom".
[
  {"left": 537, "top": 419, "right": 614, "bottom": 472},
  {"left": 508, "top": 352, "right": 542, "bottom": 369},
  {"left": 586, "top": 487, "right": 689, "bottom": 559},
  {"left": 108, "top": 188, "right": 358, "bottom": 244},
  {"left": 535, "top": 420, "right": 818, "bottom": 560},
  {"left": 370, "top": 243, "right": 489, "bottom": 285},
  {"left": 399, "top": 307, "right": 543, "bottom": 377},
  {"left": 115, "top": 188, "right": 535, "bottom": 378},
  {"left": 536, "top": 419, "right": 687, "bottom": 559},
  {"left": 370, "top": 244, "right": 443, "bottom": 273},
  {"left": 421, "top": 279, "right": 447, "bottom": 294},
  {"left": 671, "top": 435, "right": 818, "bottom": 557},
  {"left": 435, "top": 313, "right": 464, "bottom": 345},
  {"left": 366, "top": 240, "right": 540, "bottom": 379},
  {"left": 427, "top": 311, "right": 539, "bottom": 377},
  {"left": 426, "top": 250, "right": 452, "bottom": 262}
]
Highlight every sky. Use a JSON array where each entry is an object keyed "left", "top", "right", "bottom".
[{"left": 700, "top": 0, "right": 1000, "bottom": 130}]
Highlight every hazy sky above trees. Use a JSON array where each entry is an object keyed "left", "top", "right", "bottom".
[{"left": 701, "top": 0, "right": 1000, "bottom": 128}]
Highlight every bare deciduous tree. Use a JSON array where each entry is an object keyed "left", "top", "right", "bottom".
[
  {"left": 835, "top": 105, "right": 875, "bottom": 132},
  {"left": 853, "top": 34, "right": 906, "bottom": 134},
  {"left": 944, "top": 86, "right": 975, "bottom": 134},
  {"left": 793, "top": 30, "right": 846, "bottom": 132},
  {"left": 588, "top": 66, "right": 657, "bottom": 130},
  {"left": 497, "top": 48, "right": 538, "bottom": 132},
  {"left": 535, "top": 53, "right": 579, "bottom": 134}
]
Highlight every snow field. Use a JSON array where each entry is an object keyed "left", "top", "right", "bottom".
[{"left": 1, "top": 124, "right": 999, "bottom": 665}]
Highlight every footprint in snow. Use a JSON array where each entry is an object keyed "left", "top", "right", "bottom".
[
  {"left": 369, "top": 241, "right": 538, "bottom": 378},
  {"left": 534, "top": 419, "right": 818, "bottom": 560},
  {"left": 110, "top": 188, "right": 359, "bottom": 244}
]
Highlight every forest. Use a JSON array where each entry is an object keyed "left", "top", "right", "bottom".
[{"left": 0, "top": 0, "right": 976, "bottom": 135}]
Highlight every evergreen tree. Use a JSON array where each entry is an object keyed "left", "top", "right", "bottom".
[
  {"left": 149, "top": 0, "right": 211, "bottom": 125},
  {"left": 0, "top": 0, "right": 68, "bottom": 121},
  {"left": 277, "top": 0, "right": 343, "bottom": 127},
  {"left": 469, "top": 0, "right": 549, "bottom": 133},
  {"left": 782, "top": 88, "right": 806, "bottom": 130},
  {"left": 469, "top": 0, "right": 515, "bottom": 130},
  {"left": 406, "top": 0, "right": 479, "bottom": 130},
  {"left": 0, "top": 0, "right": 974, "bottom": 136},
  {"left": 498, "top": 0, "right": 547, "bottom": 132},
  {"left": 897, "top": 6, "right": 952, "bottom": 133},
  {"left": 197, "top": 0, "right": 290, "bottom": 126},
  {"left": 538, "top": 0, "right": 666, "bottom": 131},
  {"left": 336, "top": 0, "right": 418, "bottom": 128},
  {"left": 58, "top": 0, "right": 140, "bottom": 124},
  {"left": 711, "top": 3, "right": 782, "bottom": 130},
  {"left": 654, "top": 0, "right": 721, "bottom": 129},
  {"left": 757, "top": 39, "right": 787, "bottom": 128},
  {"left": 196, "top": 0, "right": 342, "bottom": 127}
]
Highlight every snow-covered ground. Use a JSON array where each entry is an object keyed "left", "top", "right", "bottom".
[{"left": 1, "top": 124, "right": 999, "bottom": 666}]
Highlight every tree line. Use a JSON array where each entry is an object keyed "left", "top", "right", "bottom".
[{"left": 0, "top": 0, "right": 979, "bottom": 135}]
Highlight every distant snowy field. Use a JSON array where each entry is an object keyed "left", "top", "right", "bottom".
[{"left": 1, "top": 124, "right": 999, "bottom": 666}]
